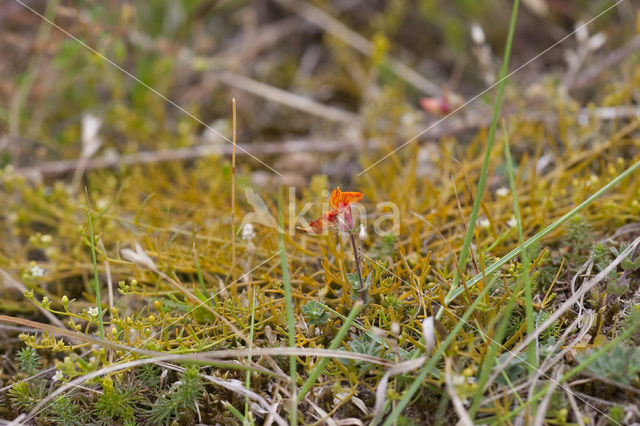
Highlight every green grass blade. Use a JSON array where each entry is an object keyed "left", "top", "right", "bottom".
[
  {"left": 469, "top": 291, "right": 518, "bottom": 418},
  {"left": 385, "top": 1, "right": 521, "bottom": 419},
  {"left": 503, "top": 121, "right": 537, "bottom": 377},
  {"left": 442, "top": 0, "right": 520, "bottom": 307},
  {"left": 503, "top": 121, "right": 537, "bottom": 418},
  {"left": 298, "top": 301, "right": 363, "bottom": 401},
  {"left": 277, "top": 188, "right": 297, "bottom": 426},
  {"left": 193, "top": 241, "right": 217, "bottom": 307},
  {"left": 224, "top": 401, "right": 247, "bottom": 424},
  {"left": 85, "top": 188, "right": 105, "bottom": 340},
  {"left": 469, "top": 122, "right": 537, "bottom": 418}
]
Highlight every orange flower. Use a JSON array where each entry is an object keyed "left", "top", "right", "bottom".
[
  {"left": 300, "top": 187, "right": 364, "bottom": 234},
  {"left": 300, "top": 210, "right": 338, "bottom": 234},
  {"left": 330, "top": 187, "right": 364, "bottom": 210}
]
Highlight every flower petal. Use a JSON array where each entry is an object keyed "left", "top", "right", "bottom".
[
  {"left": 298, "top": 210, "right": 339, "bottom": 234},
  {"left": 329, "top": 187, "right": 364, "bottom": 209}
]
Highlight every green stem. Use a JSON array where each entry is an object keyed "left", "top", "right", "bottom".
[
  {"left": 442, "top": 0, "right": 520, "bottom": 310},
  {"left": 349, "top": 232, "right": 365, "bottom": 302},
  {"left": 385, "top": 1, "right": 520, "bottom": 421}
]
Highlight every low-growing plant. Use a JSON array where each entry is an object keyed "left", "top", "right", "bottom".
[
  {"left": 15, "top": 346, "right": 41, "bottom": 376},
  {"left": 580, "top": 344, "right": 640, "bottom": 385},
  {"left": 8, "top": 381, "right": 45, "bottom": 412},
  {"left": 144, "top": 366, "right": 204, "bottom": 424},
  {"left": 302, "top": 300, "right": 331, "bottom": 326}
]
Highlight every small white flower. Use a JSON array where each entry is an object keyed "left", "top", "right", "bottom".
[
  {"left": 358, "top": 224, "right": 367, "bottom": 241},
  {"left": 29, "top": 264, "right": 45, "bottom": 278},
  {"left": 52, "top": 370, "right": 64, "bottom": 382},
  {"left": 96, "top": 198, "right": 109, "bottom": 210},
  {"left": 507, "top": 216, "right": 518, "bottom": 228},
  {"left": 452, "top": 374, "right": 466, "bottom": 386},
  {"left": 241, "top": 223, "right": 256, "bottom": 242},
  {"left": 477, "top": 218, "right": 490, "bottom": 229},
  {"left": 496, "top": 187, "right": 509, "bottom": 198},
  {"left": 470, "top": 23, "right": 485, "bottom": 45},
  {"left": 87, "top": 307, "right": 99, "bottom": 317}
]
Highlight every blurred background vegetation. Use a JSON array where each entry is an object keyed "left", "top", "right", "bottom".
[{"left": 1, "top": 0, "right": 635, "bottom": 181}]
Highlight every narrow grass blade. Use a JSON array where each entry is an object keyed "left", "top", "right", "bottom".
[
  {"left": 224, "top": 401, "right": 247, "bottom": 423},
  {"left": 469, "top": 122, "right": 536, "bottom": 418},
  {"left": 297, "top": 301, "right": 363, "bottom": 401},
  {"left": 385, "top": 1, "right": 521, "bottom": 420},
  {"left": 85, "top": 188, "right": 104, "bottom": 340},
  {"left": 193, "top": 241, "right": 216, "bottom": 307},
  {"left": 503, "top": 121, "right": 537, "bottom": 376},
  {"left": 277, "top": 188, "right": 297, "bottom": 426},
  {"left": 468, "top": 285, "right": 518, "bottom": 417},
  {"left": 231, "top": 97, "right": 238, "bottom": 287},
  {"left": 442, "top": 0, "right": 520, "bottom": 306}
]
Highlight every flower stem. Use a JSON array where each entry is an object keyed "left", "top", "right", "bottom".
[{"left": 349, "top": 231, "right": 365, "bottom": 302}]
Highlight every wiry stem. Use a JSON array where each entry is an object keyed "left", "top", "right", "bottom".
[{"left": 231, "top": 98, "right": 237, "bottom": 289}]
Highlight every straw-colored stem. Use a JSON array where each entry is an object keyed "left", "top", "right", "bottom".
[{"left": 231, "top": 98, "right": 237, "bottom": 291}]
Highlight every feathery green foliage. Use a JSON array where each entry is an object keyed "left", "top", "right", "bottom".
[{"left": 145, "top": 366, "right": 204, "bottom": 425}]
